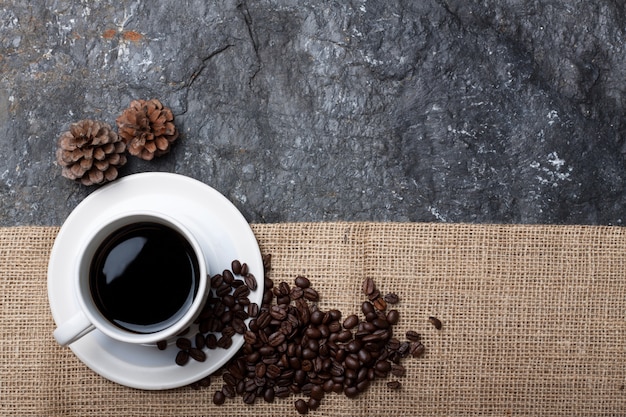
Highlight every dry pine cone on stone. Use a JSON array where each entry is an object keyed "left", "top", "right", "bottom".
[
  {"left": 116, "top": 99, "right": 179, "bottom": 160},
  {"left": 56, "top": 119, "right": 127, "bottom": 186}
]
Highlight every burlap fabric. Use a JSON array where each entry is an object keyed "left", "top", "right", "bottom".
[{"left": 1, "top": 223, "right": 625, "bottom": 416}]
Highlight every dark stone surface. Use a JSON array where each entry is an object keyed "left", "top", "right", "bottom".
[{"left": 2, "top": 0, "right": 626, "bottom": 226}]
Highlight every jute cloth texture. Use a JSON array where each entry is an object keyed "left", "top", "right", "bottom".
[{"left": 1, "top": 223, "right": 625, "bottom": 416}]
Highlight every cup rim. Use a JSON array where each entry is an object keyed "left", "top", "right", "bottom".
[{"left": 74, "top": 209, "right": 208, "bottom": 345}]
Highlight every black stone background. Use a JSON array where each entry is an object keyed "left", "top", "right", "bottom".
[{"left": 2, "top": 0, "right": 626, "bottom": 226}]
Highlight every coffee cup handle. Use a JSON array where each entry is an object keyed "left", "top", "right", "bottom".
[{"left": 53, "top": 311, "right": 96, "bottom": 346}]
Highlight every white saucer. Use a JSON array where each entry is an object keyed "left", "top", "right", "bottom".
[{"left": 47, "top": 173, "right": 264, "bottom": 390}]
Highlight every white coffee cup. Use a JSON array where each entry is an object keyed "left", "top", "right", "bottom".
[{"left": 53, "top": 210, "right": 209, "bottom": 346}]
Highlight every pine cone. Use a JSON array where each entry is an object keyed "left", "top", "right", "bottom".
[
  {"left": 116, "top": 99, "right": 179, "bottom": 160},
  {"left": 56, "top": 119, "right": 127, "bottom": 186}
]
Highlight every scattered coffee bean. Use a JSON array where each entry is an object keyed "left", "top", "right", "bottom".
[
  {"left": 429, "top": 316, "right": 442, "bottom": 330},
  {"left": 373, "top": 297, "right": 387, "bottom": 311},
  {"left": 303, "top": 287, "right": 319, "bottom": 302},
  {"left": 243, "top": 391, "right": 256, "bottom": 404},
  {"left": 213, "top": 390, "right": 226, "bottom": 405},
  {"left": 156, "top": 340, "right": 167, "bottom": 350},
  {"left": 406, "top": 330, "right": 421, "bottom": 342},
  {"left": 343, "top": 314, "right": 359, "bottom": 329},
  {"left": 391, "top": 364, "right": 406, "bottom": 377},
  {"left": 383, "top": 292, "right": 400, "bottom": 304},
  {"left": 295, "top": 398, "right": 309, "bottom": 414},
  {"left": 175, "top": 257, "right": 429, "bottom": 415},
  {"left": 175, "top": 350, "right": 189, "bottom": 366},
  {"left": 248, "top": 302, "right": 259, "bottom": 318},
  {"left": 295, "top": 275, "right": 311, "bottom": 289},
  {"left": 222, "top": 269, "right": 235, "bottom": 284},
  {"left": 231, "top": 260, "right": 242, "bottom": 275},
  {"left": 410, "top": 342, "right": 426, "bottom": 357},
  {"left": 211, "top": 274, "right": 223, "bottom": 288},
  {"left": 387, "top": 309, "right": 399, "bottom": 325},
  {"left": 189, "top": 347, "right": 206, "bottom": 362},
  {"left": 176, "top": 337, "right": 192, "bottom": 351},
  {"left": 244, "top": 273, "right": 257, "bottom": 291},
  {"left": 387, "top": 380, "right": 402, "bottom": 389}
]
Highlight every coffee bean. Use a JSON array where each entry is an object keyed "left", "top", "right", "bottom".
[
  {"left": 362, "top": 277, "right": 375, "bottom": 296},
  {"left": 266, "top": 364, "right": 281, "bottom": 379},
  {"left": 375, "top": 360, "right": 391, "bottom": 373},
  {"left": 263, "top": 387, "right": 275, "bottom": 403},
  {"left": 278, "top": 281, "right": 291, "bottom": 296},
  {"left": 357, "top": 378, "right": 370, "bottom": 392},
  {"left": 274, "top": 386, "right": 290, "bottom": 398},
  {"left": 189, "top": 347, "right": 206, "bottom": 362},
  {"left": 222, "top": 294, "right": 235, "bottom": 308},
  {"left": 294, "top": 398, "right": 309, "bottom": 414},
  {"left": 213, "top": 390, "right": 226, "bottom": 405},
  {"left": 216, "top": 282, "right": 232, "bottom": 297},
  {"left": 429, "top": 316, "right": 442, "bottom": 330},
  {"left": 222, "top": 384, "right": 236, "bottom": 398},
  {"left": 255, "top": 362, "right": 266, "bottom": 378},
  {"left": 194, "top": 333, "right": 205, "bottom": 349},
  {"left": 268, "top": 331, "right": 286, "bottom": 347},
  {"left": 175, "top": 350, "right": 189, "bottom": 366},
  {"left": 410, "top": 342, "right": 426, "bottom": 357},
  {"left": 222, "top": 326, "right": 236, "bottom": 338},
  {"left": 387, "top": 309, "right": 399, "bottom": 325},
  {"left": 367, "top": 288, "right": 381, "bottom": 301},
  {"left": 256, "top": 311, "right": 271, "bottom": 329},
  {"left": 217, "top": 335, "right": 233, "bottom": 349},
  {"left": 222, "top": 269, "right": 235, "bottom": 284},
  {"left": 303, "top": 288, "right": 319, "bottom": 302},
  {"left": 176, "top": 337, "right": 191, "bottom": 351},
  {"left": 308, "top": 398, "right": 320, "bottom": 411},
  {"left": 290, "top": 286, "right": 304, "bottom": 300},
  {"left": 372, "top": 317, "right": 389, "bottom": 329},
  {"left": 344, "top": 385, "right": 359, "bottom": 398},
  {"left": 337, "top": 329, "right": 353, "bottom": 342},
  {"left": 231, "top": 260, "right": 242, "bottom": 275},
  {"left": 344, "top": 354, "right": 360, "bottom": 370},
  {"left": 398, "top": 341, "right": 410, "bottom": 357},
  {"left": 328, "top": 320, "right": 342, "bottom": 333},
  {"left": 343, "top": 314, "right": 359, "bottom": 329},
  {"left": 295, "top": 276, "right": 311, "bottom": 289},
  {"left": 406, "top": 330, "right": 421, "bottom": 342},
  {"left": 361, "top": 301, "right": 375, "bottom": 316},
  {"left": 233, "top": 284, "right": 250, "bottom": 298},
  {"left": 270, "top": 305, "right": 288, "bottom": 320},
  {"left": 156, "top": 340, "right": 167, "bottom": 350},
  {"left": 244, "top": 273, "right": 257, "bottom": 291},
  {"left": 373, "top": 297, "right": 387, "bottom": 311},
  {"left": 244, "top": 330, "right": 257, "bottom": 345},
  {"left": 391, "top": 364, "right": 406, "bottom": 377},
  {"left": 211, "top": 274, "right": 223, "bottom": 288},
  {"left": 387, "top": 380, "right": 402, "bottom": 389},
  {"left": 383, "top": 292, "right": 400, "bottom": 304},
  {"left": 310, "top": 384, "right": 324, "bottom": 400},
  {"left": 232, "top": 317, "right": 246, "bottom": 334},
  {"left": 248, "top": 302, "right": 259, "bottom": 318},
  {"left": 202, "top": 333, "right": 216, "bottom": 349}
]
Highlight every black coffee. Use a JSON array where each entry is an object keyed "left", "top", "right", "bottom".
[{"left": 89, "top": 222, "right": 200, "bottom": 334}]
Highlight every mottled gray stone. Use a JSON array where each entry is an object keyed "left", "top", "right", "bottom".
[{"left": 1, "top": 0, "right": 626, "bottom": 226}]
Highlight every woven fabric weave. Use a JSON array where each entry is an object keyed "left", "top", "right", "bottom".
[{"left": 1, "top": 223, "right": 625, "bottom": 416}]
